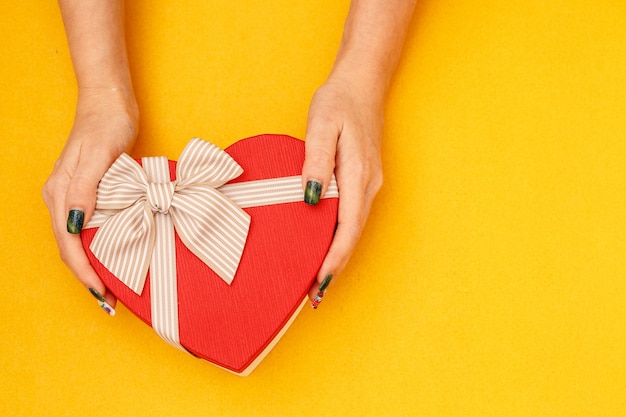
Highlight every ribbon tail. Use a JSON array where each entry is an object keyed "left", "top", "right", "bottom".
[
  {"left": 141, "top": 155, "right": 189, "bottom": 352},
  {"left": 89, "top": 201, "right": 155, "bottom": 295},
  {"left": 150, "top": 210, "right": 186, "bottom": 351}
]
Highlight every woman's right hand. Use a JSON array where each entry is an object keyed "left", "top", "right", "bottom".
[{"left": 42, "top": 87, "right": 138, "bottom": 314}]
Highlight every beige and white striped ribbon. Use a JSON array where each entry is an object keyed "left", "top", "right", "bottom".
[{"left": 84, "top": 138, "right": 338, "bottom": 352}]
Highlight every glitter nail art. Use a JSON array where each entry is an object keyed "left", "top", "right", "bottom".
[
  {"left": 311, "top": 274, "right": 333, "bottom": 309},
  {"left": 89, "top": 288, "right": 116, "bottom": 316},
  {"left": 311, "top": 291, "right": 325, "bottom": 309}
]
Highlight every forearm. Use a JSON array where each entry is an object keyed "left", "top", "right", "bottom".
[
  {"left": 330, "top": 0, "right": 416, "bottom": 97},
  {"left": 59, "top": 0, "right": 134, "bottom": 96}
]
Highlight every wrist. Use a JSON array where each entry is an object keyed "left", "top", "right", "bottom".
[
  {"left": 72, "top": 87, "right": 139, "bottom": 154},
  {"left": 326, "top": 58, "right": 389, "bottom": 105},
  {"left": 327, "top": 0, "right": 416, "bottom": 101},
  {"left": 76, "top": 86, "right": 138, "bottom": 122}
]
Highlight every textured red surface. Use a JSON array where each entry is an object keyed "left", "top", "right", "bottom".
[{"left": 81, "top": 134, "right": 338, "bottom": 373}]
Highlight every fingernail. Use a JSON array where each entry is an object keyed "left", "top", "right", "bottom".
[
  {"left": 89, "top": 288, "right": 116, "bottom": 316},
  {"left": 311, "top": 291, "right": 325, "bottom": 309},
  {"left": 304, "top": 180, "right": 322, "bottom": 205},
  {"left": 318, "top": 273, "right": 333, "bottom": 292},
  {"left": 311, "top": 274, "right": 333, "bottom": 309},
  {"left": 67, "top": 209, "right": 84, "bottom": 234}
]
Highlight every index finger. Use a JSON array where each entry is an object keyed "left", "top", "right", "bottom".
[
  {"left": 51, "top": 188, "right": 107, "bottom": 296},
  {"left": 318, "top": 179, "right": 368, "bottom": 281}
]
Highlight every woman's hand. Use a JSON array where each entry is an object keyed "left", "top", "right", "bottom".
[
  {"left": 49, "top": 0, "right": 137, "bottom": 313},
  {"left": 302, "top": 0, "right": 416, "bottom": 308},
  {"left": 42, "top": 88, "right": 138, "bottom": 314},
  {"left": 303, "top": 74, "right": 385, "bottom": 307}
]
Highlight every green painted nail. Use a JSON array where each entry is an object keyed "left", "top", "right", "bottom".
[
  {"left": 318, "top": 274, "right": 333, "bottom": 292},
  {"left": 89, "top": 287, "right": 106, "bottom": 303},
  {"left": 66, "top": 209, "right": 84, "bottom": 234},
  {"left": 304, "top": 180, "right": 322, "bottom": 205}
]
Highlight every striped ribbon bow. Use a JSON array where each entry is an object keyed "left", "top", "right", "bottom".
[
  {"left": 89, "top": 138, "right": 251, "bottom": 295},
  {"left": 86, "top": 137, "right": 338, "bottom": 351}
]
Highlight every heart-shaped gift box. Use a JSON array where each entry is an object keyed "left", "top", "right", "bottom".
[{"left": 81, "top": 134, "right": 338, "bottom": 375}]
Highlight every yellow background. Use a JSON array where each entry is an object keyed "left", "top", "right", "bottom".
[{"left": 2, "top": 0, "right": 626, "bottom": 415}]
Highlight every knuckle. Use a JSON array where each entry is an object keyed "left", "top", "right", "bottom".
[
  {"left": 308, "top": 108, "right": 335, "bottom": 125},
  {"left": 68, "top": 174, "right": 97, "bottom": 200},
  {"left": 339, "top": 217, "right": 365, "bottom": 245},
  {"left": 70, "top": 176, "right": 92, "bottom": 194},
  {"left": 348, "top": 217, "right": 365, "bottom": 239},
  {"left": 348, "top": 156, "right": 383, "bottom": 192},
  {"left": 306, "top": 113, "right": 341, "bottom": 142},
  {"left": 307, "top": 147, "right": 335, "bottom": 168},
  {"left": 42, "top": 162, "right": 70, "bottom": 205},
  {"left": 42, "top": 175, "right": 64, "bottom": 206},
  {"left": 41, "top": 180, "right": 53, "bottom": 204}
]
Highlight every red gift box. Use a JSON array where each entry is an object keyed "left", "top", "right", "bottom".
[{"left": 81, "top": 134, "right": 338, "bottom": 375}]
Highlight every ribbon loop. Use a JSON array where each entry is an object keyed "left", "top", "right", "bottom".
[{"left": 177, "top": 138, "right": 244, "bottom": 188}]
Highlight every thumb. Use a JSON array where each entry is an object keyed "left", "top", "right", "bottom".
[
  {"left": 302, "top": 117, "right": 338, "bottom": 205},
  {"left": 65, "top": 146, "right": 119, "bottom": 234}
]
